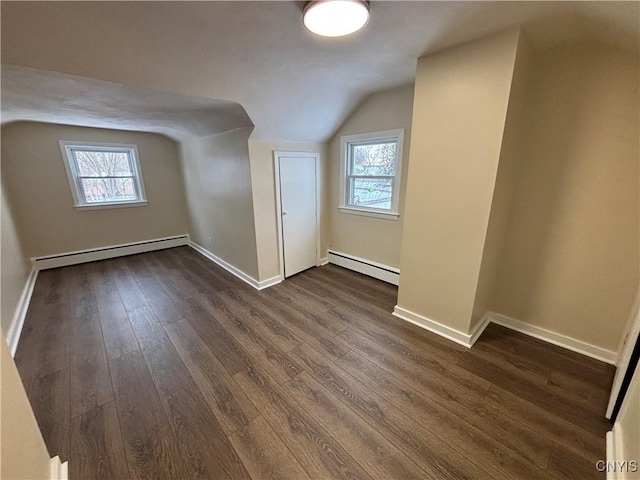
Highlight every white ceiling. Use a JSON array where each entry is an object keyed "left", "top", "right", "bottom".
[{"left": 1, "top": 1, "right": 638, "bottom": 143}]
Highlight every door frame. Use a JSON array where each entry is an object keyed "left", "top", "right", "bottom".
[
  {"left": 273, "top": 150, "right": 321, "bottom": 281},
  {"left": 606, "top": 288, "right": 640, "bottom": 419}
]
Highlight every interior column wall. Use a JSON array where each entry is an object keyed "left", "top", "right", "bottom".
[{"left": 397, "top": 29, "right": 520, "bottom": 335}]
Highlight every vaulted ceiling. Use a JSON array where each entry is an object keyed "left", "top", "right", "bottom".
[{"left": 2, "top": 1, "right": 637, "bottom": 142}]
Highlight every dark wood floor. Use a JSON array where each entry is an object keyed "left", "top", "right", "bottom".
[{"left": 15, "top": 246, "right": 614, "bottom": 479}]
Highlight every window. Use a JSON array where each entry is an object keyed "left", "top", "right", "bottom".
[
  {"left": 339, "top": 129, "right": 403, "bottom": 219},
  {"left": 59, "top": 141, "right": 147, "bottom": 209}
]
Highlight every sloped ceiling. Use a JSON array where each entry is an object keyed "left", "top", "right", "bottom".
[
  {"left": 1, "top": 65, "right": 253, "bottom": 141},
  {"left": 1, "top": 1, "right": 638, "bottom": 142}
]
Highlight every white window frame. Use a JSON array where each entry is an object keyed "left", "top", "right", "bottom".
[
  {"left": 339, "top": 129, "right": 403, "bottom": 220},
  {"left": 59, "top": 141, "right": 148, "bottom": 210}
]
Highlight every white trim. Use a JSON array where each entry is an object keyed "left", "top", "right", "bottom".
[
  {"left": 392, "top": 306, "right": 490, "bottom": 348},
  {"left": 607, "top": 289, "right": 640, "bottom": 418},
  {"left": 488, "top": 312, "right": 617, "bottom": 364},
  {"left": 50, "top": 456, "right": 68, "bottom": 480},
  {"left": 256, "top": 275, "right": 283, "bottom": 290},
  {"left": 273, "top": 151, "right": 321, "bottom": 279},
  {"left": 32, "top": 235, "right": 190, "bottom": 270},
  {"left": 189, "top": 241, "right": 265, "bottom": 290},
  {"left": 319, "top": 257, "right": 329, "bottom": 266},
  {"left": 339, "top": 128, "right": 404, "bottom": 217},
  {"left": 338, "top": 207, "right": 399, "bottom": 220},
  {"left": 6, "top": 267, "right": 38, "bottom": 357},
  {"left": 74, "top": 200, "right": 148, "bottom": 211},
  {"left": 328, "top": 249, "right": 399, "bottom": 286},
  {"left": 391, "top": 307, "right": 615, "bottom": 362}
]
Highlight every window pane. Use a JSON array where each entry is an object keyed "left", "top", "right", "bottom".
[
  {"left": 348, "top": 177, "right": 392, "bottom": 210},
  {"left": 350, "top": 142, "right": 396, "bottom": 176},
  {"left": 74, "top": 150, "right": 133, "bottom": 177},
  {"left": 80, "top": 177, "right": 137, "bottom": 203}
]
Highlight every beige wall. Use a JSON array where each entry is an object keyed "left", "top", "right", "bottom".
[
  {"left": 327, "top": 84, "right": 414, "bottom": 268},
  {"left": 1, "top": 332, "right": 51, "bottom": 479},
  {"left": 1, "top": 122, "right": 189, "bottom": 257},
  {"left": 1, "top": 184, "right": 31, "bottom": 336},
  {"left": 470, "top": 33, "right": 533, "bottom": 330},
  {"left": 491, "top": 42, "right": 639, "bottom": 351},
  {"left": 180, "top": 128, "right": 260, "bottom": 280},
  {"left": 397, "top": 30, "right": 520, "bottom": 334},
  {"left": 248, "top": 140, "right": 326, "bottom": 281}
]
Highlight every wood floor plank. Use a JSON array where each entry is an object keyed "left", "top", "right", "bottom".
[
  {"left": 24, "top": 368, "right": 70, "bottom": 461},
  {"left": 109, "top": 350, "right": 189, "bottom": 479},
  {"left": 216, "top": 289, "right": 303, "bottom": 352},
  {"left": 129, "top": 305, "right": 251, "bottom": 479},
  {"left": 457, "top": 352, "right": 611, "bottom": 437},
  {"left": 291, "top": 344, "right": 553, "bottom": 480},
  {"left": 89, "top": 261, "right": 139, "bottom": 360},
  {"left": 319, "top": 264, "right": 398, "bottom": 299},
  {"left": 69, "top": 313, "right": 113, "bottom": 418},
  {"left": 178, "top": 296, "right": 254, "bottom": 375},
  {"left": 338, "top": 349, "right": 553, "bottom": 470},
  {"left": 254, "top": 285, "right": 348, "bottom": 336},
  {"left": 285, "top": 372, "right": 433, "bottom": 480},
  {"left": 15, "top": 249, "right": 613, "bottom": 480},
  {"left": 307, "top": 266, "right": 397, "bottom": 311},
  {"left": 179, "top": 247, "right": 252, "bottom": 292},
  {"left": 165, "top": 247, "right": 231, "bottom": 293},
  {"left": 124, "top": 254, "right": 184, "bottom": 325},
  {"left": 273, "top": 280, "right": 336, "bottom": 313},
  {"left": 233, "top": 365, "right": 374, "bottom": 480},
  {"left": 70, "top": 346, "right": 113, "bottom": 418},
  {"left": 108, "top": 258, "right": 148, "bottom": 312},
  {"left": 297, "top": 270, "right": 395, "bottom": 312},
  {"left": 229, "top": 415, "right": 312, "bottom": 480},
  {"left": 547, "top": 443, "right": 603, "bottom": 480},
  {"left": 337, "top": 327, "right": 489, "bottom": 407},
  {"left": 241, "top": 288, "right": 351, "bottom": 360},
  {"left": 330, "top": 304, "right": 463, "bottom": 365},
  {"left": 164, "top": 319, "right": 259, "bottom": 435},
  {"left": 15, "top": 302, "right": 70, "bottom": 379},
  {"left": 70, "top": 401, "right": 129, "bottom": 480},
  {"left": 139, "top": 251, "right": 194, "bottom": 303},
  {"left": 480, "top": 324, "right": 612, "bottom": 378},
  {"left": 485, "top": 384, "right": 605, "bottom": 465},
  {"left": 198, "top": 297, "right": 303, "bottom": 384}
]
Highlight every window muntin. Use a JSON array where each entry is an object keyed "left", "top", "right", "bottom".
[
  {"left": 59, "top": 142, "right": 147, "bottom": 208},
  {"left": 340, "top": 130, "right": 403, "bottom": 218}
]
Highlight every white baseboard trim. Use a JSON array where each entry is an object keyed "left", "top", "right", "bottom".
[
  {"left": 488, "top": 312, "right": 617, "bottom": 364},
  {"left": 6, "top": 267, "right": 38, "bottom": 357},
  {"left": 189, "top": 241, "right": 270, "bottom": 291},
  {"left": 319, "top": 257, "right": 329, "bottom": 266},
  {"left": 256, "top": 275, "right": 283, "bottom": 291},
  {"left": 328, "top": 250, "right": 399, "bottom": 286},
  {"left": 392, "top": 306, "right": 489, "bottom": 348},
  {"left": 50, "top": 456, "right": 68, "bottom": 480},
  {"left": 32, "top": 235, "right": 190, "bottom": 270}
]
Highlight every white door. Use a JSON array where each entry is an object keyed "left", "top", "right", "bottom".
[{"left": 278, "top": 154, "right": 317, "bottom": 278}]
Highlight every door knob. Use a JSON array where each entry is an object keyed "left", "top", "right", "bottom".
[{"left": 282, "top": 211, "right": 288, "bottom": 215}]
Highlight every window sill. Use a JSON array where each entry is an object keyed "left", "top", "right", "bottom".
[
  {"left": 338, "top": 207, "right": 399, "bottom": 220},
  {"left": 74, "top": 201, "right": 148, "bottom": 211}
]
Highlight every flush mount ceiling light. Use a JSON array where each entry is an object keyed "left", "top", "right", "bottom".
[{"left": 303, "top": 0, "right": 370, "bottom": 37}]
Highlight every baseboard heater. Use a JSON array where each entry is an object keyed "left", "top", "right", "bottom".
[
  {"left": 32, "top": 234, "right": 190, "bottom": 270},
  {"left": 327, "top": 250, "right": 399, "bottom": 286}
]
